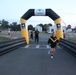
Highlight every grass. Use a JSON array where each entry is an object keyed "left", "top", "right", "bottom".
[
  {"left": 67, "top": 38, "right": 76, "bottom": 42},
  {"left": 0, "top": 31, "right": 21, "bottom": 35},
  {"left": 0, "top": 36, "right": 11, "bottom": 41},
  {"left": 0, "top": 31, "right": 76, "bottom": 42}
]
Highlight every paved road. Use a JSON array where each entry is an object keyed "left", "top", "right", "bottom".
[{"left": 0, "top": 39, "right": 76, "bottom": 75}]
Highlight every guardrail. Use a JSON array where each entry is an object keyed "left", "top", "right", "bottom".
[
  {"left": 59, "top": 38, "right": 76, "bottom": 57},
  {"left": 0, "top": 38, "right": 26, "bottom": 55}
]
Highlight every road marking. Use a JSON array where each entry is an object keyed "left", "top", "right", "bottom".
[
  {"left": 46, "top": 45, "right": 50, "bottom": 49},
  {"left": 24, "top": 45, "right": 29, "bottom": 48},
  {"left": 24, "top": 45, "right": 52, "bottom": 49},
  {"left": 36, "top": 45, "right": 40, "bottom": 48}
]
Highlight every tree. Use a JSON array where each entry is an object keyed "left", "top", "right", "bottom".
[
  {"left": 1, "top": 19, "right": 9, "bottom": 29},
  {"left": 38, "top": 23, "right": 44, "bottom": 31},
  {"left": 43, "top": 23, "right": 53, "bottom": 31},
  {"left": 0, "top": 19, "right": 21, "bottom": 31},
  {"left": 10, "top": 22, "right": 18, "bottom": 31},
  {"left": 48, "top": 23, "right": 52, "bottom": 27},
  {"left": 0, "top": 20, "right": 1, "bottom": 29},
  {"left": 43, "top": 24, "right": 48, "bottom": 31},
  {"left": 38, "top": 23, "right": 52, "bottom": 31},
  {"left": 0, "top": 20, "right": 1, "bottom": 24},
  {"left": 28, "top": 24, "right": 34, "bottom": 30},
  {"left": 17, "top": 24, "right": 21, "bottom": 31}
]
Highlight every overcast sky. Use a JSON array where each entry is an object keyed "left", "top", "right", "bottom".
[{"left": 0, "top": 0, "right": 76, "bottom": 27}]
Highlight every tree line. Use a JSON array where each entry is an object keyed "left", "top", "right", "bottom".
[
  {"left": 0, "top": 19, "right": 53, "bottom": 31},
  {"left": 28, "top": 23, "right": 52, "bottom": 31},
  {"left": 0, "top": 19, "right": 21, "bottom": 31}
]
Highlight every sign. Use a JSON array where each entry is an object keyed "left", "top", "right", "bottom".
[
  {"left": 21, "top": 23, "right": 26, "bottom": 29},
  {"left": 56, "top": 23, "right": 61, "bottom": 29},
  {"left": 34, "top": 9, "right": 45, "bottom": 16},
  {"left": 67, "top": 25, "right": 71, "bottom": 28}
]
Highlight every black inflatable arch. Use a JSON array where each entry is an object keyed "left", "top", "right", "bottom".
[
  {"left": 21, "top": 9, "right": 61, "bottom": 23},
  {"left": 20, "top": 9, "right": 63, "bottom": 44}
]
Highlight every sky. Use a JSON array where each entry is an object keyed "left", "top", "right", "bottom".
[{"left": 0, "top": 0, "right": 76, "bottom": 28}]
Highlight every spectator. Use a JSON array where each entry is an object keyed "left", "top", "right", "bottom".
[
  {"left": 34, "top": 29, "right": 39, "bottom": 43},
  {"left": 30, "top": 31, "right": 33, "bottom": 39}
]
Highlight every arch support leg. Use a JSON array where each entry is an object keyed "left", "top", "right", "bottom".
[
  {"left": 56, "top": 30, "right": 63, "bottom": 40},
  {"left": 21, "top": 29, "right": 29, "bottom": 44}
]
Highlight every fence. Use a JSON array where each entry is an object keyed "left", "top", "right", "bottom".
[
  {"left": 59, "top": 38, "right": 76, "bottom": 57},
  {"left": 0, "top": 38, "right": 26, "bottom": 55}
]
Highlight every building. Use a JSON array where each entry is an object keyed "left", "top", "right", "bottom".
[
  {"left": 46, "top": 25, "right": 67, "bottom": 33},
  {"left": 46, "top": 25, "right": 56, "bottom": 33},
  {"left": 35, "top": 25, "right": 42, "bottom": 32}
]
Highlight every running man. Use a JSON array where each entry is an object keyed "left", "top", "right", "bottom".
[{"left": 48, "top": 33, "right": 59, "bottom": 58}]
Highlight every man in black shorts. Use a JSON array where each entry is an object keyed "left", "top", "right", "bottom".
[{"left": 48, "top": 33, "right": 59, "bottom": 58}]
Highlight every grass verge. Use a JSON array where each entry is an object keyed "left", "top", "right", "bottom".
[{"left": 0, "top": 36, "right": 11, "bottom": 41}]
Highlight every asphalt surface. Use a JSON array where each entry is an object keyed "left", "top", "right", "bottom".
[{"left": 0, "top": 37, "right": 76, "bottom": 75}]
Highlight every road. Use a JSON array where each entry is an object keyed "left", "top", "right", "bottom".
[{"left": 0, "top": 38, "right": 76, "bottom": 75}]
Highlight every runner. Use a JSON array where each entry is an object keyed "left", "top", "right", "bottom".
[{"left": 48, "top": 33, "right": 59, "bottom": 58}]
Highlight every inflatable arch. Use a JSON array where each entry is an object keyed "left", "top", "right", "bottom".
[{"left": 20, "top": 9, "right": 63, "bottom": 44}]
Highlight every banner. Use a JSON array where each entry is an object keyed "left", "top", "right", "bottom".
[{"left": 34, "top": 9, "right": 45, "bottom": 16}]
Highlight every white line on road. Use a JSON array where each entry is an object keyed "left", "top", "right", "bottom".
[
  {"left": 36, "top": 45, "right": 40, "bottom": 48},
  {"left": 46, "top": 45, "right": 50, "bottom": 49},
  {"left": 24, "top": 45, "right": 30, "bottom": 48}
]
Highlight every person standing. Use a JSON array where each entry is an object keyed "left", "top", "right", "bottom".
[
  {"left": 30, "top": 31, "right": 33, "bottom": 39},
  {"left": 34, "top": 29, "right": 39, "bottom": 43},
  {"left": 63, "top": 30, "right": 66, "bottom": 38},
  {"left": 8, "top": 28, "right": 11, "bottom": 35},
  {"left": 48, "top": 33, "right": 59, "bottom": 58}
]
